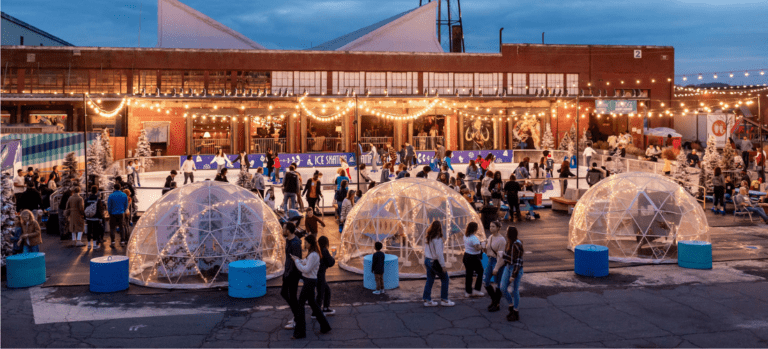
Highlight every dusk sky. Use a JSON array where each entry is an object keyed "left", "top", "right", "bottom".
[{"left": 3, "top": 0, "right": 766, "bottom": 85}]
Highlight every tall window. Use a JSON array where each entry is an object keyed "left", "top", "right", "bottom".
[
  {"left": 160, "top": 71, "right": 182, "bottom": 94},
  {"left": 296, "top": 71, "right": 327, "bottom": 95},
  {"left": 333, "top": 72, "right": 364, "bottom": 95},
  {"left": 547, "top": 73, "right": 563, "bottom": 94},
  {"left": 509, "top": 73, "right": 527, "bottom": 95},
  {"left": 529, "top": 74, "right": 546, "bottom": 95},
  {"left": 237, "top": 71, "right": 271, "bottom": 92},
  {"left": 184, "top": 71, "right": 205, "bottom": 93},
  {"left": 567, "top": 74, "right": 579, "bottom": 95},
  {"left": 272, "top": 71, "right": 294, "bottom": 94},
  {"left": 28, "top": 69, "right": 64, "bottom": 93},
  {"left": 474, "top": 73, "right": 501, "bottom": 94},
  {"left": 133, "top": 70, "right": 157, "bottom": 94},
  {"left": 425, "top": 72, "right": 453, "bottom": 95},
  {"left": 454, "top": 73, "right": 473, "bottom": 95},
  {"left": 208, "top": 71, "right": 231, "bottom": 94},
  {"left": 387, "top": 72, "right": 417, "bottom": 95},
  {"left": 365, "top": 72, "right": 386, "bottom": 94}
]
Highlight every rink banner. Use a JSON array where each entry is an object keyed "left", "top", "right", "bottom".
[
  {"left": 1, "top": 139, "right": 22, "bottom": 175},
  {"left": 359, "top": 149, "right": 514, "bottom": 167},
  {"left": 595, "top": 100, "right": 637, "bottom": 114},
  {"left": 0, "top": 132, "right": 99, "bottom": 172},
  {"left": 184, "top": 153, "right": 357, "bottom": 170}
]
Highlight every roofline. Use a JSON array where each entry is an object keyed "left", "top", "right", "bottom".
[
  {"left": 502, "top": 43, "right": 674, "bottom": 49},
  {"left": 1, "top": 12, "right": 74, "bottom": 46}
]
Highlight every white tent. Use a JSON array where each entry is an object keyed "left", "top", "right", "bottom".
[
  {"left": 157, "top": 0, "right": 266, "bottom": 50},
  {"left": 311, "top": 1, "right": 443, "bottom": 53}
]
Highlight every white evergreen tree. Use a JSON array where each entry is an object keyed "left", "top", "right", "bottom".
[
  {"left": 52, "top": 152, "right": 81, "bottom": 210},
  {"left": 569, "top": 124, "right": 577, "bottom": 147},
  {"left": 578, "top": 129, "right": 589, "bottom": 154},
  {"left": 541, "top": 123, "right": 555, "bottom": 149},
  {"left": 720, "top": 141, "right": 737, "bottom": 171},
  {"left": 100, "top": 128, "right": 113, "bottom": 168},
  {"left": 237, "top": 169, "right": 252, "bottom": 189},
  {"left": 702, "top": 134, "right": 721, "bottom": 190},
  {"left": 1, "top": 173, "right": 18, "bottom": 266},
  {"left": 135, "top": 128, "right": 154, "bottom": 172},
  {"left": 672, "top": 150, "right": 694, "bottom": 194},
  {"left": 558, "top": 132, "right": 572, "bottom": 151}
]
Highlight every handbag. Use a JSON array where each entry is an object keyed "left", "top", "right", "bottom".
[{"left": 428, "top": 241, "right": 445, "bottom": 275}]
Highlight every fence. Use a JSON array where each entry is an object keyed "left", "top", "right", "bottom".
[
  {"left": 360, "top": 137, "right": 394, "bottom": 152},
  {"left": 412, "top": 136, "right": 444, "bottom": 151},
  {"left": 307, "top": 137, "right": 342, "bottom": 152},
  {"left": 193, "top": 138, "right": 230, "bottom": 154},
  {"left": 106, "top": 156, "right": 182, "bottom": 178},
  {"left": 513, "top": 150, "right": 570, "bottom": 164},
  {"left": 251, "top": 138, "right": 286, "bottom": 153}
]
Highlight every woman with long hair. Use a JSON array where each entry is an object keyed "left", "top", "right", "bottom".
[
  {"left": 466, "top": 160, "right": 480, "bottom": 193},
  {"left": 290, "top": 234, "right": 332, "bottom": 339},
  {"left": 443, "top": 150, "right": 455, "bottom": 173},
  {"left": 19, "top": 209, "right": 42, "bottom": 253},
  {"left": 462, "top": 222, "right": 485, "bottom": 298},
  {"left": 712, "top": 166, "right": 725, "bottom": 214},
  {"left": 210, "top": 148, "right": 232, "bottom": 174},
  {"left": 483, "top": 221, "right": 505, "bottom": 312},
  {"left": 481, "top": 171, "right": 494, "bottom": 206},
  {"left": 557, "top": 160, "right": 575, "bottom": 196},
  {"left": 490, "top": 171, "right": 504, "bottom": 208},
  {"left": 422, "top": 221, "right": 454, "bottom": 307},
  {"left": 493, "top": 227, "right": 524, "bottom": 321}
]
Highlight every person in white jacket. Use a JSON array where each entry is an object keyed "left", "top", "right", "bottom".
[
  {"left": 290, "top": 234, "right": 332, "bottom": 339},
  {"left": 181, "top": 155, "right": 196, "bottom": 184},
  {"left": 210, "top": 149, "right": 232, "bottom": 174},
  {"left": 583, "top": 144, "right": 597, "bottom": 169},
  {"left": 339, "top": 190, "right": 355, "bottom": 231},
  {"left": 369, "top": 144, "right": 379, "bottom": 172},
  {"left": 422, "top": 221, "right": 454, "bottom": 307}
]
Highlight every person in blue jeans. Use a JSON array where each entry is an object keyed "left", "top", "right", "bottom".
[
  {"left": 482, "top": 221, "right": 506, "bottom": 312},
  {"left": 493, "top": 226, "right": 524, "bottom": 321},
  {"left": 422, "top": 221, "right": 455, "bottom": 307}
]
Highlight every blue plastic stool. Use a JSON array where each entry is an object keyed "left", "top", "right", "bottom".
[
  {"left": 6, "top": 252, "right": 46, "bottom": 288},
  {"left": 677, "top": 241, "right": 712, "bottom": 269},
  {"left": 363, "top": 254, "right": 399, "bottom": 290},
  {"left": 574, "top": 244, "right": 609, "bottom": 277},
  {"left": 90, "top": 256, "right": 129, "bottom": 292},
  {"left": 228, "top": 260, "right": 267, "bottom": 298}
]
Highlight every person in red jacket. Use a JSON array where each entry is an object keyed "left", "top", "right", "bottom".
[{"left": 272, "top": 153, "right": 282, "bottom": 183}]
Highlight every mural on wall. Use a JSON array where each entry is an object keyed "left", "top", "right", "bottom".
[
  {"left": 463, "top": 118, "right": 494, "bottom": 150},
  {"left": 30, "top": 114, "right": 66, "bottom": 132},
  {"left": 512, "top": 118, "right": 542, "bottom": 149}
]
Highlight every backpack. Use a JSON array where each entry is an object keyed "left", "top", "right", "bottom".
[{"left": 85, "top": 200, "right": 98, "bottom": 218}]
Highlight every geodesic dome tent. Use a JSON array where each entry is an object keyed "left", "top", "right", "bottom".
[
  {"left": 127, "top": 181, "right": 284, "bottom": 288},
  {"left": 568, "top": 172, "right": 709, "bottom": 263},
  {"left": 338, "top": 178, "right": 484, "bottom": 278}
]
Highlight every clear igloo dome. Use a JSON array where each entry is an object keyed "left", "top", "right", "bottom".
[
  {"left": 338, "top": 178, "right": 484, "bottom": 277},
  {"left": 568, "top": 172, "right": 709, "bottom": 263},
  {"left": 127, "top": 181, "right": 284, "bottom": 288}
]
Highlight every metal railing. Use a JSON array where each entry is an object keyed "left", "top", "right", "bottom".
[
  {"left": 360, "top": 137, "right": 394, "bottom": 151},
  {"left": 513, "top": 150, "right": 570, "bottom": 163},
  {"left": 307, "top": 137, "right": 342, "bottom": 152},
  {"left": 412, "top": 136, "right": 444, "bottom": 151},
  {"left": 193, "top": 139, "right": 230, "bottom": 154},
  {"left": 251, "top": 138, "right": 286, "bottom": 153},
  {"left": 106, "top": 156, "right": 181, "bottom": 178}
]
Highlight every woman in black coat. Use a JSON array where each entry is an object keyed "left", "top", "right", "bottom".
[{"left": 557, "top": 160, "right": 575, "bottom": 196}]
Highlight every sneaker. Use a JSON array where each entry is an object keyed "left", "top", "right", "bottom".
[
  {"left": 472, "top": 290, "right": 485, "bottom": 297},
  {"left": 284, "top": 320, "right": 295, "bottom": 330},
  {"left": 110, "top": 242, "right": 115, "bottom": 247},
  {"left": 323, "top": 308, "right": 336, "bottom": 316},
  {"left": 465, "top": 292, "right": 473, "bottom": 298},
  {"left": 423, "top": 300, "right": 439, "bottom": 307},
  {"left": 380, "top": 289, "right": 386, "bottom": 294},
  {"left": 440, "top": 300, "right": 455, "bottom": 307},
  {"left": 373, "top": 290, "right": 381, "bottom": 295},
  {"left": 75, "top": 241, "right": 85, "bottom": 247}
]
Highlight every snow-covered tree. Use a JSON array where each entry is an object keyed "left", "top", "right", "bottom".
[
  {"left": 1, "top": 173, "right": 17, "bottom": 266},
  {"left": 61, "top": 151, "right": 79, "bottom": 191},
  {"left": 672, "top": 150, "right": 694, "bottom": 194},
  {"left": 567, "top": 139, "right": 576, "bottom": 158},
  {"left": 541, "top": 123, "right": 555, "bottom": 149},
  {"left": 720, "top": 141, "right": 737, "bottom": 171},
  {"left": 568, "top": 124, "right": 577, "bottom": 147},
  {"left": 701, "top": 134, "right": 721, "bottom": 190},
  {"left": 100, "top": 128, "right": 113, "bottom": 168},
  {"left": 237, "top": 168, "right": 252, "bottom": 189},
  {"left": 558, "top": 132, "right": 572, "bottom": 151},
  {"left": 578, "top": 129, "right": 589, "bottom": 154},
  {"left": 135, "top": 128, "right": 153, "bottom": 173}
]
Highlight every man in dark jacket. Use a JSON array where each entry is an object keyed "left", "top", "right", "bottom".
[
  {"left": 315, "top": 236, "right": 336, "bottom": 315},
  {"left": 162, "top": 170, "right": 177, "bottom": 195},
  {"left": 214, "top": 168, "right": 229, "bottom": 182},
  {"left": 416, "top": 166, "right": 431, "bottom": 178},
  {"left": 281, "top": 223, "right": 303, "bottom": 330},
  {"left": 19, "top": 182, "right": 42, "bottom": 212},
  {"left": 586, "top": 163, "right": 605, "bottom": 188},
  {"left": 504, "top": 175, "right": 522, "bottom": 221},
  {"left": 281, "top": 165, "right": 299, "bottom": 211}
]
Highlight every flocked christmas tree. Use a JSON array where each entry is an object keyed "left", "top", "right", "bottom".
[
  {"left": 100, "top": 128, "right": 113, "bottom": 168},
  {"left": 569, "top": 124, "right": 577, "bottom": 148},
  {"left": 701, "top": 134, "right": 721, "bottom": 190},
  {"left": 578, "top": 129, "right": 589, "bottom": 154},
  {"left": 672, "top": 149, "right": 694, "bottom": 194},
  {"left": 135, "top": 128, "right": 154, "bottom": 173},
  {"left": 85, "top": 135, "right": 110, "bottom": 189},
  {"left": 720, "top": 140, "right": 737, "bottom": 171},
  {"left": 541, "top": 123, "right": 555, "bottom": 149},
  {"left": 1, "top": 173, "right": 17, "bottom": 266},
  {"left": 558, "top": 132, "right": 572, "bottom": 151},
  {"left": 237, "top": 168, "right": 252, "bottom": 189},
  {"left": 52, "top": 151, "right": 80, "bottom": 210}
]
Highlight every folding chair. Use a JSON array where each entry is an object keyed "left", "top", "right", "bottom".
[{"left": 733, "top": 206, "right": 754, "bottom": 222}]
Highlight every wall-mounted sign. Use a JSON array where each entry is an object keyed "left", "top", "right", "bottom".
[{"left": 595, "top": 100, "right": 637, "bottom": 114}]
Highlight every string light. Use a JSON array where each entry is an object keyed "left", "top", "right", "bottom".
[{"left": 87, "top": 96, "right": 128, "bottom": 117}]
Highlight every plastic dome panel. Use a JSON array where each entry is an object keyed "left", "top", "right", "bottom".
[{"left": 127, "top": 181, "right": 284, "bottom": 288}]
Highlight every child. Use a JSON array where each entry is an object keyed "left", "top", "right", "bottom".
[
  {"left": 372, "top": 241, "right": 386, "bottom": 294},
  {"left": 315, "top": 236, "right": 336, "bottom": 316},
  {"left": 264, "top": 188, "right": 276, "bottom": 210},
  {"left": 304, "top": 209, "right": 326, "bottom": 236}
]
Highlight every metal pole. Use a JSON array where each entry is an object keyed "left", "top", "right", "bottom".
[
  {"left": 82, "top": 93, "right": 88, "bottom": 187},
  {"left": 759, "top": 96, "right": 763, "bottom": 180},
  {"left": 355, "top": 95, "right": 360, "bottom": 193},
  {"left": 576, "top": 95, "right": 580, "bottom": 190},
  {"left": 447, "top": 0, "right": 452, "bottom": 52}
]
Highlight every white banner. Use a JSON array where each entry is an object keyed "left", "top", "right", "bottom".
[{"left": 706, "top": 114, "right": 736, "bottom": 148}]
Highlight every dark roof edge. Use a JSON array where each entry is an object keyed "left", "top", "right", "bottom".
[
  {"left": 1, "top": 11, "right": 74, "bottom": 46},
  {"left": 502, "top": 43, "right": 674, "bottom": 49}
]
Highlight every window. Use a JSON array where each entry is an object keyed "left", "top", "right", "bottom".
[
  {"left": 567, "top": 74, "right": 579, "bottom": 96},
  {"left": 160, "top": 71, "right": 183, "bottom": 94},
  {"left": 237, "top": 71, "right": 271, "bottom": 92},
  {"left": 547, "top": 74, "right": 563, "bottom": 95},
  {"left": 27, "top": 69, "right": 64, "bottom": 93},
  {"left": 365, "top": 72, "right": 386, "bottom": 94},
  {"left": 133, "top": 70, "right": 157, "bottom": 94},
  {"left": 509, "top": 73, "right": 527, "bottom": 95},
  {"left": 474, "top": 73, "right": 501, "bottom": 95},
  {"left": 454, "top": 73, "right": 472, "bottom": 95},
  {"left": 65, "top": 69, "right": 90, "bottom": 94},
  {"left": 424, "top": 72, "right": 453, "bottom": 95},
  {"left": 2, "top": 68, "right": 19, "bottom": 93},
  {"left": 298, "top": 71, "right": 327, "bottom": 95},
  {"left": 387, "top": 72, "right": 417, "bottom": 95},
  {"left": 183, "top": 71, "right": 205, "bottom": 93},
  {"left": 529, "top": 74, "right": 546, "bottom": 95},
  {"left": 272, "top": 71, "right": 293, "bottom": 94},
  {"left": 89, "top": 69, "right": 125, "bottom": 94},
  {"left": 208, "top": 71, "right": 231, "bottom": 94},
  {"left": 333, "top": 72, "right": 364, "bottom": 95}
]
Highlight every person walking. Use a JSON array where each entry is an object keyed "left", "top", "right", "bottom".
[
  {"left": 371, "top": 241, "right": 386, "bottom": 295},
  {"left": 483, "top": 221, "right": 505, "bottom": 312},
  {"left": 422, "top": 221, "right": 454, "bottom": 307},
  {"left": 557, "top": 160, "right": 575, "bottom": 196},
  {"left": 289, "top": 234, "right": 332, "bottom": 339},
  {"left": 66, "top": 186, "right": 86, "bottom": 247},
  {"left": 462, "top": 222, "right": 485, "bottom": 298},
  {"left": 211, "top": 149, "right": 232, "bottom": 174},
  {"left": 181, "top": 155, "right": 196, "bottom": 184},
  {"left": 504, "top": 174, "right": 522, "bottom": 221},
  {"left": 84, "top": 185, "right": 106, "bottom": 250},
  {"left": 281, "top": 165, "right": 300, "bottom": 212},
  {"left": 18, "top": 209, "right": 42, "bottom": 253},
  {"left": 405, "top": 143, "right": 416, "bottom": 171},
  {"left": 740, "top": 136, "right": 753, "bottom": 170},
  {"left": 481, "top": 171, "right": 493, "bottom": 206},
  {"left": 251, "top": 167, "right": 266, "bottom": 198},
  {"left": 712, "top": 167, "right": 726, "bottom": 215},
  {"left": 493, "top": 227, "right": 524, "bottom": 321},
  {"left": 266, "top": 149, "right": 276, "bottom": 180},
  {"left": 303, "top": 171, "right": 323, "bottom": 215},
  {"left": 235, "top": 150, "right": 250, "bottom": 173},
  {"left": 315, "top": 236, "right": 336, "bottom": 315},
  {"left": 304, "top": 209, "right": 326, "bottom": 236},
  {"left": 281, "top": 222, "right": 303, "bottom": 331},
  {"left": 339, "top": 190, "right": 355, "bottom": 232},
  {"left": 107, "top": 183, "right": 129, "bottom": 247}
]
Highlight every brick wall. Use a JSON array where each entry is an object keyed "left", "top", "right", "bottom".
[{"left": 127, "top": 107, "right": 187, "bottom": 156}]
